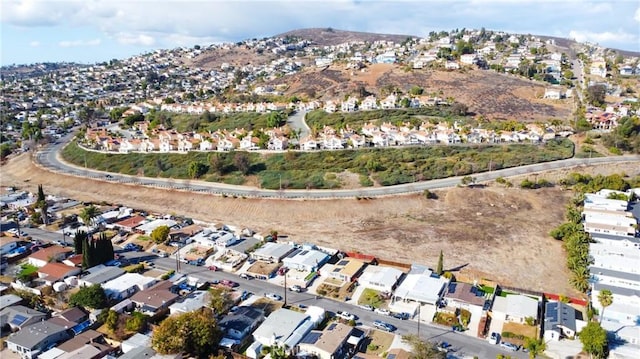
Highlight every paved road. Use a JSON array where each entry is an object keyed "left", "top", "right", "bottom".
[
  {"left": 34, "top": 131, "right": 640, "bottom": 199},
  {"left": 287, "top": 110, "right": 310, "bottom": 139}
]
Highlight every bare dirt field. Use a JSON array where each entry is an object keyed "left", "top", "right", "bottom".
[{"left": 3, "top": 153, "right": 639, "bottom": 297}]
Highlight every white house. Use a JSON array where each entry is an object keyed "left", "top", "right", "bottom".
[
  {"left": 491, "top": 294, "right": 539, "bottom": 324},
  {"left": 393, "top": 264, "right": 449, "bottom": 306},
  {"left": 357, "top": 265, "right": 403, "bottom": 293},
  {"left": 102, "top": 273, "right": 157, "bottom": 301},
  {"left": 281, "top": 246, "right": 330, "bottom": 272}
]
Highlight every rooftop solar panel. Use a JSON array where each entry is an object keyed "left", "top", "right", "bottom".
[{"left": 10, "top": 314, "right": 28, "bottom": 326}]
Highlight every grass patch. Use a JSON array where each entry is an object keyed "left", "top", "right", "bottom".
[
  {"left": 250, "top": 298, "right": 283, "bottom": 316},
  {"left": 64, "top": 136, "right": 574, "bottom": 190},
  {"left": 479, "top": 285, "right": 495, "bottom": 294},
  {"left": 358, "top": 288, "right": 384, "bottom": 308},
  {"left": 434, "top": 312, "right": 460, "bottom": 327}
]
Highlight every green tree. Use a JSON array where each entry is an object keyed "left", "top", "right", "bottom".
[
  {"left": 188, "top": 161, "right": 208, "bottom": 179},
  {"left": 151, "top": 225, "right": 170, "bottom": 244},
  {"left": 233, "top": 152, "right": 250, "bottom": 175},
  {"left": 80, "top": 205, "right": 100, "bottom": 226},
  {"left": 523, "top": 337, "right": 546, "bottom": 358},
  {"left": 69, "top": 284, "right": 107, "bottom": 309},
  {"left": 597, "top": 289, "right": 613, "bottom": 323},
  {"left": 266, "top": 111, "right": 285, "bottom": 128},
  {"left": 409, "top": 86, "right": 424, "bottom": 96},
  {"left": 579, "top": 321, "right": 608, "bottom": 359},
  {"left": 402, "top": 334, "right": 446, "bottom": 359},
  {"left": 209, "top": 153, "right": 226, "bottom": 175},
  {"left": 436, "top": 250, "right": 444, "bottom": 275},
  {"left": 37, "top": 184, "right": 46, "bottom": 203},
  {"left": 125, "top": 311, "right": 149, "bottom": 332},
  {"left": 105, "top": 310, "right": 119, "bottom": 331},
  {"left": 209, "top": 287, "right": 234, "bottom": 315},
  {"left": 74, "top": 230, "right": 88, "bottom": 255},
  {"left": 586, "top": 85, "right": 606, "bottom": 107},
  {"left": 569, "top": 266, "right": 590, "bottom": 292},
  {"left": 152, "top": 308, "right": 222, "bottom": 357},
  {"left": 82, "top": 237, "right": 94, "bottom": 269}
]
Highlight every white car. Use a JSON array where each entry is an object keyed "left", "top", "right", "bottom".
[
  {"left": 336, "top": 311, "right": 356, "bottom": 321},
  {"left": 265, "top": 293, "right": 282, "bottom": 301},
  {"left": 374, "top": 308, "right": 390, "bottom": 315},
  {"left": 488, "top": 332, "right": 500, "bottom": 345},
  {"left": 359, "top": 304, "right": 374, "bottom": 311}
]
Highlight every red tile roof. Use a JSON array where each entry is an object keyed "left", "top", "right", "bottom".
[
  {"left": 38, "top": 262, "right": 79, "bottom": 281},
  {"left": 29, "top": 245, "right": 72, "bottom": 262}
]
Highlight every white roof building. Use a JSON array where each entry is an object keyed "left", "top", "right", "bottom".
[
  {"left": 282, "top": 247, "right": 330, "bottom": 272},
  {"left": 392, "top": 264, "right": 448, "bottom": 305},
  {"left": 491, "top": 294, "right": 539, "bottom": 324},
  {"left": 357, "top": 265, "right": 404, "bottom": 293},
  {"left": 136, "top": 219, "right": 178, "bottom": 234},
  {"left": 102, "top": 273, "right": 157, "bottom": 301},
  {"left": 252, "top": 242, "right": 295, "bottom": 263},
  {"left": 253, "top": 308, "right": 309, "bottom": 347},
  {"left": 168, "top": 290, "right": 211, "bottom": 316}
]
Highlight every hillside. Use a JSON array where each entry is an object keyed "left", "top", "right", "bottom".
[
  {"left": 277, "top": 28, "right": 415, "bottom": 46},
  {"left": 268, "top": 64, "right": 572, "bottom": 121}
]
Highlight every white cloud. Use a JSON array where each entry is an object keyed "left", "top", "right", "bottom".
[
  {"left": 569, "top": 29, "right": 637, "bottom": 44},
  {"left": 634, "top": 7, "right": 640, "bottom": 22},
  {"left": 29, "top": 40, "right": 40, "bottom": 47},
  {"left": 115, "top": 33, "right": 156, "bottom": 46},
  {"left": 58, "top": 38, "right": 101, "bottom": 48}
]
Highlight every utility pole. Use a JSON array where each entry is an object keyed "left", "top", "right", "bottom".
[
  {"left": 283, "top": 271, "right": 288, "bottom": 307},
  {"left": 417, "top": 304, "right": 421, "bottom": 338}
]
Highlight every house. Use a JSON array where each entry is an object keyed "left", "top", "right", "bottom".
[
  {"left": 37, "top": 262, "right": 81, "bottom": 286},
  {"left": 252, "top": 308, "right": 310, "bottom": 347},
  {"left": 297, "top": 322, "right": 353, "bottom": 359},
  {"left": 322, "top": 136, "right": 344, "bottom": 150},
  {"left": 120, "top": 333, "right": 151, "bottom": 354},
  {"left": 328, "top": 258, "right": 365, "bottom": 283},
  {"left": 357, "top": 265, "right": 403, "bottom": 293},
  {"left": 78, "top": 266, "right": 124, "bottom": 287},
  {"left": 491, "top": 294, "right": 539, "bottom": 324},
  {"left": 240, "top": 136, "right": 260, "bottom": 150},
  {"left": 54, "top": 330, "right": 113, "bottom": 358},
  {"left": 0, "top": 294, "right": 22, "bottom": 310},
  {"left": 130, "top": 280, "right": 179, "bottom": 315},
  {"left": 460, "top": 54, "right": 478, "bottom": 65},
  {"left": 136, "top": 218, "right": 178, "bottom": 235},
  {"left": 6, "top": 321, "right": 72, "bottom": 359},
  {"left": 1, "top": 236, "right": 20, "bottom": 255},
  {"left": 102, "top": 273, "right": 158, "bottom": 301},
  {"left": 442, "top": 282, "right": 487, "bottom": 311},
  {"left": 268, "top": 136, "right": 288, "bottom": 151},
  {"left": 619, "top": 65, "right": 634, "bottom": 76},
  {"left": 113, "top": 215, "right": 146, "bottom": 232},
  {"left": 218, "top": 306, "right": 265, "bottom": 343},
  {"left": 281, "top": 246, "right": 330, "bottom": 272},
  {"left": 590, "top": 60, "right": 607, "bottom": 78},
  {"left": 393, "top": 264, "right": 449, "bottom": 306},
  {"left": 48, "top": 307, "right": 88, "bottom": 329},
  {"left": 543, "top": 301, "right": 583, "bottom": 341},
  {"left": 27, "top": 246, "right": 72, "bottom": 268},
  {"left": 544, "top": 88, "right": 563, "bottom": 100},
  {"left": 169, "top": 290, "right": 211, "bottom": 316},
  {"left": 300, "top": 136, "right": 318, "bottom": 151},
  {"left": 252, "top": 242, "right": 295, "bottom": 263},
  {"left": 0, "top": 305, "right": 47, "bottom": 331}
]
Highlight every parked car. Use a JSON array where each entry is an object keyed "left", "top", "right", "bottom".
[
  {"left": 374, "top": 308, "right": 390, "bottom": 316},
  {"left": 208, "top": 265, "right": 219, "bottom": 271},
  {"left": 359, "top": 304, "right": 374, "bottom": 311},
  {"left": 124, "top": 243, "right": 142, "bottom": 251},
  {"left": 372, "top": 320, "right": 396, "bottom": 332},
  {"left": 391, "top": 312, "right": 410, "bottom": 320},
  {"left": 288, "top": 285, "right": 302, "bottom": 292},
  {"left": 437, "top": 341, "right": 452, "bottom": 353},
  {"left": 220, "top": 280, "right": 239, "bottom": 288},
  {"left": 240, "top": 273, "right": 253, "bottom": 280},
  {"left": 240, "top": 291, "right": 252, "bottom": 301},
  {"left": 265, "top": 293, "right": 282, "bottom": 301},
  {"left": 336, "top": 311, "right": 356, "bottom": 321},
  {"left": 488, "top": 332, "right": 500, "bottom": 345},
  {"left": 500, "top": 342, "right": 519, "bottom": 351}
]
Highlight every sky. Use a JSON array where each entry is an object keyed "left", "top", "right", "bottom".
[{"left": 1, "top": 0, "right": 640, "bottom": 66}]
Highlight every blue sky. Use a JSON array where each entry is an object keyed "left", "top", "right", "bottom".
[{"left": 2, "top": 0, "right": 639, "bottom": 66}]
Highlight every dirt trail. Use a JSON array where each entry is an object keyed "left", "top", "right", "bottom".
[{"left": 3, "top": 153, "right": 638, "bottom": 296}]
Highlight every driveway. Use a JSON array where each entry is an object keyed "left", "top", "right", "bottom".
[{"left": 287, "top": 110, "right": 310, "bottom": 139}]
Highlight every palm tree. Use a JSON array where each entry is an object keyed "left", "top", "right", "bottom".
[
  {"left": 79, "top": 205, "right": 100, "bottom": 227},
  {"left": 524, "top": 337, "right": 547, "bottom": 358},
  {"left": 570, "top": 267, "right": 590, "bottom": 292},
  {"left": 597, "top": 289, "right": 613, "bottom": 323}
]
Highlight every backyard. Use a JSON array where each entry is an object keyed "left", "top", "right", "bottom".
[{"left": 363, "top": 330, "right": 394, "bottom": 356}]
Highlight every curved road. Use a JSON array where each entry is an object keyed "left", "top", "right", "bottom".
[{"left": 35, "top": 133, "right": 640, "bottom": 199}]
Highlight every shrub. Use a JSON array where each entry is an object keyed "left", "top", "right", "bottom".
[
  {"left": 423, "top": 189, "right": 438, "bottom": 199},
  {"left": 501, "top": 331, "right": 526, "bottom": 340}
]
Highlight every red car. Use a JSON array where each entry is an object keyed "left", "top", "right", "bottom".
[
  {"left": 220, "top": 279, "right": 239, "bottom": 288},
  {"left": 208, "top": 265, "right": 219, "bottom": 271}
]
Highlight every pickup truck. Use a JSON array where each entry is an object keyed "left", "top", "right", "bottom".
[{"left": 336, "top": 311, "right": 356, "bottom": 321}]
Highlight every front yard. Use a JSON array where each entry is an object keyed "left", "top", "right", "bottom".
[
  {"left": 357, "top": 288, "right": 384, "bottom": 308},
  {"left": 316, "top": 281, "right": 355, "bottom": 301},
  {"left": 502, "top": 322, "right": 538, "bottom": 346},
  {"left": 364, "top": 330, "right": 394, "bottom": 355}
]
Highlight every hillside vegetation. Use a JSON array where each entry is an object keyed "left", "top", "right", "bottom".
[{"left": 62, "top": 139, "right": 574, "bottom": 189}]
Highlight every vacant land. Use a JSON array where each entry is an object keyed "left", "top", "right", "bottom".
[{"left": 3, "top": 153, "right": 639, "bottom": 296}]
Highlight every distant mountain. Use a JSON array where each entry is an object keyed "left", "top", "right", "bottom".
[{"left": 277, "top": 28, "right": 415, "bottom": 46}]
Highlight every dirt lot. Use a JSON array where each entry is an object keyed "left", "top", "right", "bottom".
[{"left": 2, "top": 153, "right": 639, "bottom": 297}]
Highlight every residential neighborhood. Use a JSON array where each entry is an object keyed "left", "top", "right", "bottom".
[{"left": 1, "top": 182, "right": 639, "bottom": 358}]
